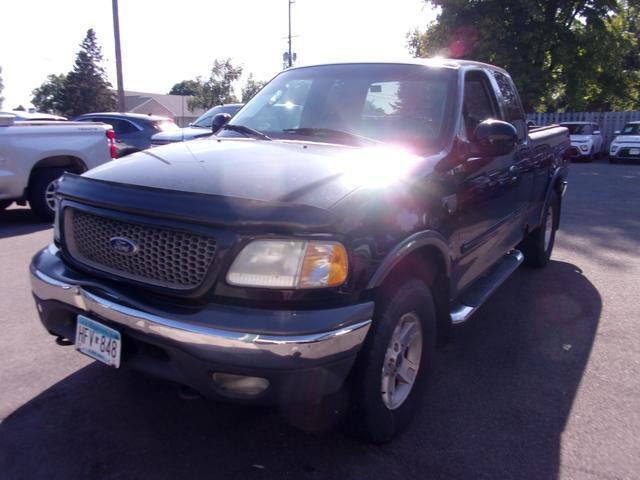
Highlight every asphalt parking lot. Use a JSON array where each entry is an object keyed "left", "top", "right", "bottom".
[{"left": 1, "top": 159, "right": 639, "bottom": 480}]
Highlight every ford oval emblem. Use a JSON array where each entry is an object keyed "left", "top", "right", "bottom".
[{"left": 109, "top": 237, "right": 138, "bottom": 256}]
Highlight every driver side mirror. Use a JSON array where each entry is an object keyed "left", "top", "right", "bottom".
[
  {"left": 211, "top": 113, "right": 231, "bottom": 132},
  {"left": 471, "top": 119, "right": 518, "bottom": 157}
]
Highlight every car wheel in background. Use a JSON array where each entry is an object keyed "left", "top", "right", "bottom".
[
  {"left": 28, "top": 167, "right": 65, "bottom": 221},
  {"left": 587, "top": 147, "right": 594, "bottom": 162}
]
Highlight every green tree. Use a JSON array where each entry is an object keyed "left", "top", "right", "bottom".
[
  {"left": 32, "top": 74, "right": 67, "bottom": 114},
  {"left": 187, "top": 59, "right": 242, "bottom": 110},
  {"left": 169, "top": 79, "right": 202, "bottom": 96},
  {"left": 0, "top": 66, "right": 4, "bottom": 109},
  {"left": 408, "top": 1, "right": 639, "bottom": 112},
  {"left": 60, "top": 29, "right": 116, "bottom": 117},
  {"left": 241, "top": 74, "right": 267, "bottom": 102}
]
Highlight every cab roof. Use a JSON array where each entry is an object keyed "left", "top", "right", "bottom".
[{"left": 289, "top": 58, "right": 509, "bottom": 75}]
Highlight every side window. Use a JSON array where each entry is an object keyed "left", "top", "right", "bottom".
[
  {"left": 492, "top": 71, "right": 526, "bottom": 140},
  {"left": 117, "top": 120, "right": 138, "bottom": 134},
  {"left": 463, "top": 72, "right": 498, "bottom": 138},
  {"left": 81, "top": 117, "right": 104, "bottom": 124}
]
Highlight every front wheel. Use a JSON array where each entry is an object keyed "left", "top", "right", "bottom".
[
  {"left": 521, "top": 191, "right": 559, "bottom": 268},
  {"left": 586, "top": 147, "right": 594, "bottom": 162},
  {"left": 348, "top": 278, "right": 436, "bottom": 443},
  {"left": 28, "top": 168, "right": 65, "bottom": 221}
]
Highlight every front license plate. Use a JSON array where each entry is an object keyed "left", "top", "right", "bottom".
[
  {"left": 75, "top": 315, "right": 121, "bottom": 368},
  {"left": 629, "top": 148, "right": 640, "bottom": 155}
]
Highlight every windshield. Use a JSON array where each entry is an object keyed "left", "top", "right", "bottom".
[
  {"left": 562, "top": 124, "right": 593, "bottom": 135},
  {"left": 223, "top": 64, "right": 456, "bottom": 153},
  {"left": 620, "top": 123, "right": 640, "bottom": 135},
  {"left": 193, "top": 105, "right": 243, "bottom": 128}
]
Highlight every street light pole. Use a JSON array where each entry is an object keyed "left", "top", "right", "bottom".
[
  {"left": 112, "top": 0, "right": 125, "bottom": 112},
  {"left": 288, "top": 0, "right": 293, "bottom": 68}
]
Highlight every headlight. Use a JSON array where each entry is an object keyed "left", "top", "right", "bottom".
[
  {"left": 227, "top": 239, "right": 348, "bottom": 289},
  {"left": 579, "top": 144, "right": 589, "bottom": 151}
]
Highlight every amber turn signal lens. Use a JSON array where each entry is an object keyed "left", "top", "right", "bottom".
[{"left": 299, "top": 242, "right": 349, "bottom": 288}]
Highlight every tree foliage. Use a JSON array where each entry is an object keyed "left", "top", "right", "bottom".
[
  {"left": 60, "top": 29, "right": 116, "bottom": 116},
  {"left": 241, "top": 74, "right": 267, "bottom": 102},
  {"left": 32, "top": 74, "right": 67, "bottom": 115},
  {"left": 169, "top": 79, "right": 201, "bottom": 96},
  {"left": 408, "top": 0, "right": 640, "bottom": 112},
  {"left": 187, "top": 59, "right": 243, "bottom": 110},
  {"left": 31, "top": 29, "right": 115, "bottom": 117}
]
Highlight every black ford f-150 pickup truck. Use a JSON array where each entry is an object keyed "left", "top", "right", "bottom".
[{"left": 30, "top": 59, "right": 570, "bottom": 442}]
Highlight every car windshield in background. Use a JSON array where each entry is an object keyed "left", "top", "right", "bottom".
[
  {"left": 562, "top": 124, "right": 589, "bottom": 135},
  {"left": 153, "top": 120, "right": 180, "bottom": 132},
  {"left": 620, "top": 124, "right": 640, "bottom": 135},
  {"left": 223, "top": 64, "right": 456, "bottom": 153},
  {"left": 193, "top": 105, "right": 243, "bottom": 128}
]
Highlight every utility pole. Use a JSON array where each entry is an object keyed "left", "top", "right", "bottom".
[
  {"left": 112, "top": 0, "right": 125, "bottom": 111},
  {"left": 287, "top": 0, "right": 293, "bottom": 68}
]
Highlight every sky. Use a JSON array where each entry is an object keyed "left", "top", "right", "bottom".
[{"left": 1, "top": 0, "right": 438, "bottom": 110}]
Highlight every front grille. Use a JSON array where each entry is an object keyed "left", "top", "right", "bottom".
[
  {"left": 64, "top": 208, "right": 217, "bottom": 290},
  {"left": 618, "top": 148, "right": 640, "bottom": 158}
]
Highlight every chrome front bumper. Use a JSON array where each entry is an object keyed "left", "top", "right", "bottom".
[{"left": 30, "top": 245, "right": 373, "bottom": 370}]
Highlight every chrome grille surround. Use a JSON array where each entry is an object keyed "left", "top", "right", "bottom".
[{"left": 63, "top": 208, "right": 217, "bottom": 290}]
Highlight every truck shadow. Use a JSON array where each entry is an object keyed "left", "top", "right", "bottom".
[
  {"left": 0, "top": 207, "right": 51, "bottom": 239},
  {"left": 0, "top": 260, "right": 599, "bottom": 480}
]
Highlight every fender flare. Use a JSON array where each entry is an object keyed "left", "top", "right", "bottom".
[
  {"left": 366, "top": 230, "right": 451, "bottom": 289},
  {"left": 538, "top": 166, "right": 568, "bottom": 226}
]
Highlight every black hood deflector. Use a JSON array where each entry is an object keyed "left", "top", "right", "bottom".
[{"left": 57, "top": 174, "right": 337, "bottom": 232}]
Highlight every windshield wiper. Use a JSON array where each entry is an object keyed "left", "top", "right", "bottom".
[
  {"left": 221, "top": 124, "right": 272, "bottom": 141},
  {"left": 281, "top": 127, "right": 382, "bottom": 146}
]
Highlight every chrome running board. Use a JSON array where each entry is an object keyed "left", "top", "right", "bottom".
[{"left": 450, "top": 250, "right": 524, "bottom": 325}]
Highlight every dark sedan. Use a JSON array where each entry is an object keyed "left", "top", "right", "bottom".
[{"left": 74, "top": 112, "right": 179, "bottom": 156}]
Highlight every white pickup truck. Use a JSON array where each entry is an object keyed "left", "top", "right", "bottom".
[{"left": 0, "top": 114, "right": 115, "bottom": 220}]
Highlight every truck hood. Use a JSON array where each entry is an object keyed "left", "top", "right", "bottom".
[
  {"left": 569, "top": 134, "right": 593, "bottom": 142},
  {"left": 151, "top": 127, "right": 212, "bottom": 143},
  {"left": 612, "top": 135, "right": 640, "bottom": 144},
  {"left": 83, "top": 138, "right": 424, "bottom": 210}
]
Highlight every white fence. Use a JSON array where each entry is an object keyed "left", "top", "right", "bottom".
[{"left": 526, "top": 111, "right": 640, "bottom": 147}]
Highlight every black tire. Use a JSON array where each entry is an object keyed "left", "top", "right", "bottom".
[
  {"left": 347, "top": 278, "right": 436, "bottom": 443},
  {"left": 28, "top": 168, "right": 65, "bottom": 221},
  {"left": 0, "top": 200, "right": 12, "bottom": 210},
  {"left": 586, "top": 147, "right": 594, "bottom": 162},
  {"left": 521, "top": 191, "right": 559, "bottom": 268}
]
